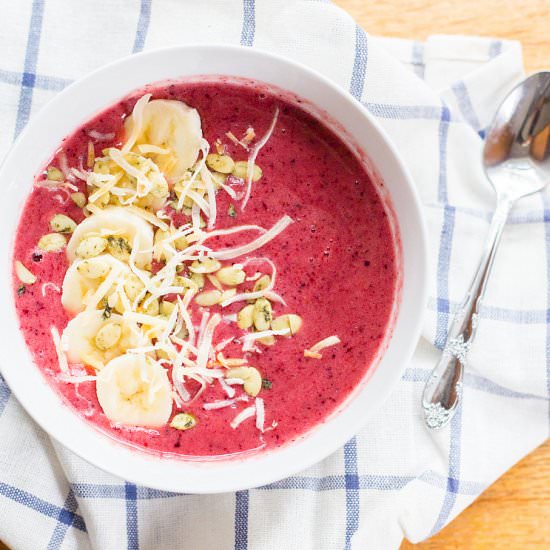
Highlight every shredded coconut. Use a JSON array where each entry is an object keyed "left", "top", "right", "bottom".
[
  {"left": 203, "top": 396, "right": 248, "bottom": 410},
  {"left": 230, "top": 404, "right": 256, "bottom": 429},
  {"left": 210, "top": 215, "right": 292, "bottom": 261},
  {"left": 304, "top": 335, "right": 341, "bottom": 358},
  {"left": 51, "top": 326, "right": 69, "bottom": 374},
  {"left": 242, "top": 108, "right": 279, "bottom": 210},
  {"left": 255, "top": 397, "right": 265, "bottom": 432},
  {"left": 41, "top": 282, "right": 61, "bottom": 297}
]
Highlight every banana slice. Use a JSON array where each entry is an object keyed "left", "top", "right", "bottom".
[
  {"left": 61, "top": 254, "right": 131, "bottom": 315},
  {"left": 61, "top": 310, "right": 143, "bottom": 370},
  {"left": 124, "top": 98, "right": 203, "bottom": 180},
  {"left": 96, "top": 354, "right": 173, "bottom": 427},
  {"left": 66, "top": 207, "right": 154, "bottom": 269}
]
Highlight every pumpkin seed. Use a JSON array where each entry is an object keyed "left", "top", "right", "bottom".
[
  {"left": 106, "top": 236, "right": 132, "bottom": 262},
  {"left": 253, "top": 274, "right": 271, "bottom": 293},
  {"left": 77, "top": 258, "right": 110, "bottom": 279},
  {"left": 140, "top": 296, "right": 160, "bottom": 316},
  {"left": 206, "top": 153, "right": 235, "bottom": 174},
  {"left": 15, "top": 261, "right": 36, "bottom": 284},
  {"left": 271, "top": 314, "right": 303, "bottom": 336},
  {"left": 226, "top": 366, "right": 262, "bottom": 397},
  {"left": 123, "top": 274, "right": 145, "bottom": 301},
  {"left": 220, "top": 288, "right": 237, "bottom": 303},
  {"left": 174, "top": 234, "right": 189, "bottom": 250},
  {"left": 150, "top": 175, "right": 169, "bottom": 198},
  {"left": 94, "top": 323, "right": 122, "bottom": 350},
  {"left": 233, "top": 161, "right": 262, "bottom": 181},
  {"left": 70, "top": 192, "right": 86, "bottom": 208},
  {"left": 237, "top": 304, "right": 254, "bottom": 329},
  {"left": 190, "top": 272, "right": 205, "bottom": 290},
  {"left": 258, "top": 334, "right": 276, "bottom": 346},
  {"left": 75, "top": 236, "right": 106, "bottom": 258},
  {"left": 179, "top": 275, "right": 200, "bottom": 291},
  {"left": 160, "top": 300, "right": 176, "bottom": 318},
  {"left": 216, "top": 264, "right": 246, "bottom": 286},
  {"left": 195, "top": 290, "right": 223, "bottom": 307},
  {"left": 170, "top": 412, "right": 197, "bottom": 430},
  {"left": 253, "top": 298, "right": 272, "bottom": 331},
  {"left": 206, "top": 273, "right": 223, "bottom": 291},
  {"left": 50, "top": 214, "right": 77, "bottom": 234},
  {"left": 46, "top": 166, "right": 63, "bottom": 182},
  {"left": 38, "top": 233, "right": 67, "bottom": 252},
  {"left": 190, "top": 257, "right": 222, "bottom": 274}
]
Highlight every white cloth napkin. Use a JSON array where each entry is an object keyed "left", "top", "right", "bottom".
[{"left": 0, "top": 1, "right": 541, "bottom": 549}]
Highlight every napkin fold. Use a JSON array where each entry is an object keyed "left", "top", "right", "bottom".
[{"left": 0, "top": 1, "right": 541, "bottom": 549}]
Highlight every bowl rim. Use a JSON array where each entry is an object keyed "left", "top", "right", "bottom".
[{"left": 0, "top": 43, "right": 428, "bottom": 493}]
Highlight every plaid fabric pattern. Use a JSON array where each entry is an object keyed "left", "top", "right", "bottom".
[{"left": 0, "top": 1, "right": 541, "bottom": 549}]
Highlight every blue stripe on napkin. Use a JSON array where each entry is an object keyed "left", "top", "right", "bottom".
[
  {"left": 451, "top": 81, "right": 481, "bottom": 131},
  {"left": 125, "top": 482, "right": 139, "bottom": 550},
  {"left": 344, "top": 438, "right": 360, "bottom": 550},
  {"left": 235, "top": 490, "right": 249, "bottom": 550},
  {"left": 241, "top": 0, "right": 255, "bottom": 47},
  {"left": 14, "top": 0, "right": 45, "bottom": 138},
  {"left": 350, "top": 26, "right": 368, "bottom": 100},
  {"left": 132, "top": 0, "right": 152, "bottom": 53},
  {"left": 0, "top": 483, "right": 86, "bottom": 532},
  {"left": 46, "top": 490, "right": 82, "bottom": 550}
]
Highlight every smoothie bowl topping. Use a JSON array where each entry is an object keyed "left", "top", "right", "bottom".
[
  {"left": 14, "top": 91, "right": 341, "bottom": 447},
  {"left": 13, "top": 78, "right": 399, "bottom": 458}
]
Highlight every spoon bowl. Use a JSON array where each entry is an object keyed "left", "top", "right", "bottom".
[{"left": 484, "top": 71, "right": 550, "bottom": 200}]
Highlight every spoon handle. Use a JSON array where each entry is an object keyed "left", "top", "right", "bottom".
[{"left": 422, "top": 196, "right": 513, "bottom": 429}]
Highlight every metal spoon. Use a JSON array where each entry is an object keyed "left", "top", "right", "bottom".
[{"left": 422, "top": 71, "right": 550, "bottom": 429}]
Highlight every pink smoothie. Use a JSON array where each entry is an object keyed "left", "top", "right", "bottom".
[{"left": 13, "top": 78, "right": 400, "bottom": 458}]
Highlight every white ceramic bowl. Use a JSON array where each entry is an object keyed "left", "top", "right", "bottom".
[{"left": 0, "top": 44, "right": 427, "bottom": 493}]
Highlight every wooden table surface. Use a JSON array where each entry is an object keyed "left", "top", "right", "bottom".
[
  {"left": 333, "top": 0, "right": 550, "bottom": 548},
  {"left": 2, "top": 3, "right": 549, "bottom": 550}
]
